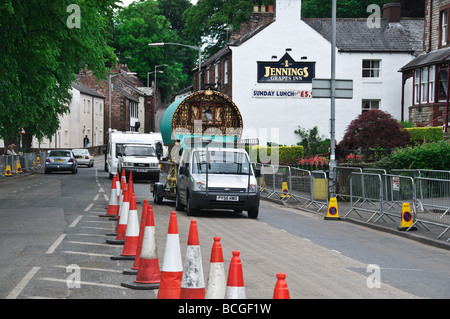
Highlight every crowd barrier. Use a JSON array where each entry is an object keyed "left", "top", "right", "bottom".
[
  {"left": 256, "top": 163, "right": 450, "bottom": 242},
  {"left": 1, "top": 152, "right": 46, "bottom": 177}
]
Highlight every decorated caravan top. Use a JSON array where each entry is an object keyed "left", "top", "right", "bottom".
[{"left": 161, "top": 89, "right": 244, "bottom": 148}]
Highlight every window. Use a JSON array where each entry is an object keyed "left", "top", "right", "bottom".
[
  {"left": 441, "top": 10, "right": 448, "bottom": 46},
  {"left": 224, "top": 60, "right": 228, "bottom": 84},
  {"left": 414, "top": 69, "right": 420, "bottom": 104},
  {"left": 362, "top": 60, "right": 380, "bottom": 78},
  {"left": 421, "top": 67, "right": 428, "bottom": 103},
  {"left": 214, "top": 63, "right": 219, "bottom": 86},
  {"left": 429, "top": 66, "right": 435, "bottom": 103},
  {"left": 362, "top": 100, "right": 380, "bottom": 113},
  {"left": 439, "top": 69, "right": 448, "bottom": 102}
]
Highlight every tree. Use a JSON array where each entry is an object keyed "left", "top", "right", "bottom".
[
  {"left": 294, "top": 126, "right": 330, "bottom": 156},
  {"left": 183, "top": 0, "right": 272, "bottom": 57},
  {"left": 114, "top": 0, "right": 192, "bottom": 99},
  {"left": 0, "top": 0, "right": 117, "bottom": 150},
  {"left": 339, "top": 110, "right": 410, "bottom": 150},
  {"left": 302, "top": 0, "right": 393, "bottom": 18}
]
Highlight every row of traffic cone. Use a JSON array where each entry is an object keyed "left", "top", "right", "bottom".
[{"left": 102, "top": 171, "right": 290, "bottom": 298}]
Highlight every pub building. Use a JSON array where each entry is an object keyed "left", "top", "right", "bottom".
[{"left": 192, "top": 0, "right": 424, "bottom": 146}]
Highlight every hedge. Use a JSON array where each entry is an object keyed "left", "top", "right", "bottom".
[
  {"left": 370, "top": 140, "right": 450, "bottom": 171},
  {"left": 405, "top": 127, "right": 444, "bottom": 145},
  {"left": 247, "top": 145, "right": 304, "bottom": 165}
]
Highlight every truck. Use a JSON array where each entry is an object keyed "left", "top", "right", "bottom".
[
  {"left": 152, "top": 89, "right": 261, "bottom": 218},
  {"left": 105, "top": 130, "right": 166, "bottom": 180}
]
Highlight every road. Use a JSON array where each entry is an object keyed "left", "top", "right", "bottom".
[{"left": 0, "top": 158, "right": 449, "bottom": 300}]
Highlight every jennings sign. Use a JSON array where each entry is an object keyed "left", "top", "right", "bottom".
[{"left": 257, "top": 53, "right": 315, "bottom": 83}]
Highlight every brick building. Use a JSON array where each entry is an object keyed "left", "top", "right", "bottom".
[
  {"left": 77, "top": 64, "right": 156, "bottom": 145},
  {"left": 400, "top": 0, "right": 450, "bottom": 131}
]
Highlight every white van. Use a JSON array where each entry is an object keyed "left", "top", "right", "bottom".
[
  {"left": 117, "top": 143, "right": 160, "bottom": 181},
  {"left": 105, "top": 130, "right": 166, "bottom": 179},
  {"left": 175, "top": 146, "right": 260, "bottom": 218}
]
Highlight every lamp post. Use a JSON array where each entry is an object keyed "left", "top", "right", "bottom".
[{"left": 148, "top": 42, "right": 202, "bottom": 91}]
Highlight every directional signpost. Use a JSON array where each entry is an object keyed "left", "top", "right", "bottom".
[{"left": 312, "top": 79, "right": 353, "bottom": 99}]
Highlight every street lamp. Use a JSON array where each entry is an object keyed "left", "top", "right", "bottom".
[
  {"left": 108, "top": 72, "right": 136, "bottom": 133},
  {"left": 148, "top": 42, "right": 202, "bottom": 91}
]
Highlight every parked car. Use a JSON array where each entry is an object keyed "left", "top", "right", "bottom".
[
  {"left": 45, "top": 150, "right": 78, "bottom": 174},
  {"left": 72, "top": 149, "right": 94, "bottom": 167}
]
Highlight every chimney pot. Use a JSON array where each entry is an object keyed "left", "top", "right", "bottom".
[
  {"left": 383, "top": 2, "right": 401, "bottom": 23},
  {"left": 261, "top": 5, "right": 266, "bottom": 13}
]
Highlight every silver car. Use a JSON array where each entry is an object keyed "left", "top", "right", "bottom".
[
  {"left": 45, "top": 150, "right": 78, "bottom": 174},
  {"left": 72, "top": 149, "right": 94, "bottom": 167}
]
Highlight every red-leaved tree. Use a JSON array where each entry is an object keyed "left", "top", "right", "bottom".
[{"left": 339, "top": 110, "right": 410, "bottom": 150}]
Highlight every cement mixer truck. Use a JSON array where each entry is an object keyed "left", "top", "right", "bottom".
[{"left": 152, "top": 89, "right": 260, "bottom": 218}]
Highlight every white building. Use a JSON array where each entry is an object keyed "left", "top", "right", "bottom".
[
  {"left": 195, "top": 0, "right": 423, "bottom": 146},
  {"left": 32, "top": 82, "right": 105, "bottom": 149}
]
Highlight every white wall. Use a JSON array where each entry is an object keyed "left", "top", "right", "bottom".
[{"left": 231, "top": 0, "right": 416, "bottom": 146}]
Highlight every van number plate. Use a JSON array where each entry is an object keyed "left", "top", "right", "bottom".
[{"left": 216, "top": 196, "right": 238, "bottom": 201}]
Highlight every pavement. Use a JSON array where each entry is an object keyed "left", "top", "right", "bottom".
[{"left": 262, "top": 194, "right": 450, "bottom": 251}]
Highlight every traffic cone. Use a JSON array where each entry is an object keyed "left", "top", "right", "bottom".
[
  {"left": 157, "top": 212, "right": 183, "bottom": 299},
  {"left": 180, "top": 220, "right": 205, "bottom": 299},
  {"left": 16, "top": 162, "right": 22, "bottom": 173},
  {"left": 123, "top": 200, "right": 149, "bottom": 275},
  {"left": 106, "top": 187, "right": 129, "bottom": 244},
  {"left": 324, "top": 197, "right": 341, "bottom": 220},
  {"left": 111, "top": 193, "right": 139, "bottom": 260},
  {"left": 205, "top": 237, "right": 226, "bottom": 299},
  {"left": 225, "top": 251, "right": 246, "bottom": 299},
  {"left": 121, "top": 204, "right": 160, "bottom": 290},
  {"left": 5, "top": 165, "right": 12, "bottom": 177},
  {"left": 398, "top": 203, "right": 417, "bottom": 231},
  {"left": 108, "top": 177, "right": 127, "bottom": 221},
  {"left": 121, "top": 168, "right": 126, "bottom": 184},
  {"left": 281, "top": 182, "right": 290, "bottom": 199},
  {"left": 100, "top": 174, "right": 119, "bottom": 217},
  {"left": 273, "top": 273, "right": 290, "bottom": 299}
]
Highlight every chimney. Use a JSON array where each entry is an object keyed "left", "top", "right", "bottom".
[
  {"left": 383, "top": 2, "right": 401, "bottom": 23},
  {"left": 229, "top": 3, "right": 274, "bottom": 42},
  {"left": 275, "top": 0, "right": 301, "bottom": 21}
]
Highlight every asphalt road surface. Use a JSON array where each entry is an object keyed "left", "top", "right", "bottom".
[{"left": 0, "top": 159, "right": 449, "bottom": 301}]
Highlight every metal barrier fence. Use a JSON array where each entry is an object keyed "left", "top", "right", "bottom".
[
  {"left": 1, "top": 152, "right": 46, "bottom": 177},
  {"left": 256, "top": 163, "right": 450, "bottom": 242}
]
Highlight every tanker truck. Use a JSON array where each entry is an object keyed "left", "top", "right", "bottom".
[{"left": 152, "top": 89, "right": 260, "bottom": 218}]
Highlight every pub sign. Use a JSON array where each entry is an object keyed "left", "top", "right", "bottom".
[{"left": 257, "top": 53, "right": 315, "bottom": 83}]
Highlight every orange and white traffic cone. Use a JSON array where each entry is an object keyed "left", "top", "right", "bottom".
[
  {"left": 106, "top": 187, "right": 129, "bottom": 244},
  {"left": 205, "top": 237, "right": 226, "bottom": 299},
  {"left": 273, "top": 273, "right": 290, "bottom": 299},
  {"left": 121, "top": 204, "right": 160, "bottom": 290},
  {"left": 123, "top": 200, "right": 149, "bottom": 275},
  {"left": 100, "top": 174, "right": 119, "bottom": 217},
  {"left": 111, "top": 193, "right": 139, "bottom": 260},
  {"left": 121, "top": 168, "right": 126, "bottom": 184},
  {"left": 180, "top": 220, "right": 205, "bottom": 299},
  {"left": 225, "top": 251, "right": 246, "bottom": 299},
  {"left": 157, "top": 212, "right": 183, "bottom": 299},
  {"left": 109, "top": 177, "right": 127, "bottom": 221}
]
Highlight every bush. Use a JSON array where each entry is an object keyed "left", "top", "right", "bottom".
[
  {"left": 405, "top": 127, "right": 444, "bottom": 145},
  {"left": 370, "top": 141, "right": 450, "bottom": 170},
  {"left": 339, "top": 110, "right": 410, "bottom": 149},
  {"left": 250, "top": 145, "right": 304, "bottom": 165}
]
